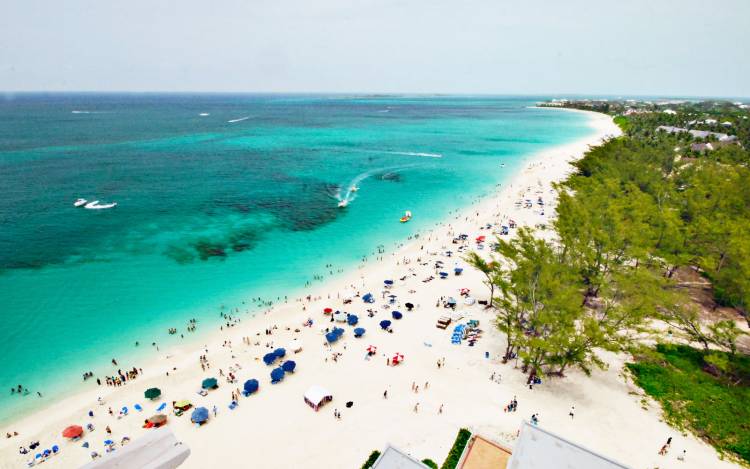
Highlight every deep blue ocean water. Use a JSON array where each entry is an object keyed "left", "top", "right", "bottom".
[{"left": 0, "top": 94, "right": 593, "bottom": 421}]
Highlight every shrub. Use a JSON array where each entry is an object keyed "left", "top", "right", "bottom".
[
  {"left": 361, "top": 450, "right": 381, "bottom": 469},
  {"left": 441, "top": 428, "right": 472, "bottom": 469},
  {"left": 422, "top": 458, "right": 438, "bottom": 469}
]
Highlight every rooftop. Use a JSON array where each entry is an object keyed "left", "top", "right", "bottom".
[{"left": 372, "top": 444, "right": 429, "bottom": 469}]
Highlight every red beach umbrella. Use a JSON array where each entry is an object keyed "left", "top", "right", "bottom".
[
  {"left": 323, "top": 308, "right": 333, "bottom": 314},
  {"left": 62, "top": 425, "right": 83, "bottom": 439}
]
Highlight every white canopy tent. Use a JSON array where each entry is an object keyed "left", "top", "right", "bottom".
[{"left": 303, "top": 385, "right": 332, "bottom": 411}]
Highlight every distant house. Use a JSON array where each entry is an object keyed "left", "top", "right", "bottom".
[
  {"left": 721, "top": 121, "right": 732, "bottom": 127},
  {"left": 705, "top": 118, "right": 718, "bottom": 124},
  {"left": 656, "top": 125, "right": 687, "bottom": 134},
  {"left": 663, "top": 109, "right": 677, "bottom": 115}
]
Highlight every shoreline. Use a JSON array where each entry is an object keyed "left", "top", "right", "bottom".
[{"left": 4, "top": 109, "right": 733, "bottom": 469}]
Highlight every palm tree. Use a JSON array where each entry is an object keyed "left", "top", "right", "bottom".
[{"left": 466, "top": 251, "right": 497, "bottom": 307}]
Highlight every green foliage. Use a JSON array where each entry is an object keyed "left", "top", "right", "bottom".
[
  {"left": 361, "top": 450, "right": 381, "bottom": 469},
  {"left": 441, "top": 428, "right": 471, "bottom": 469},
  {"left": 422, "top": 459, "right": 439, "bottom": 469},
  {"left": 627, "top": 344, "right": 750, "bottom": 464},
  {"left": 613, "top": 115, "right": 630, "bottom": 132}
]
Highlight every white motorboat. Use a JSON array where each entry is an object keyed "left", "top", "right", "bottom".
[
  {"left": 337, "top": 200, "right": 348, "bottom": 208},
  {"left": 84, "top": 200, "right": 118, "bottom": 210},
  {"left": 74, "top": 198, "right": 87, "bottom": 207},
  {"left": 349, "top": 185, "right": 359, "bottom": 192}
]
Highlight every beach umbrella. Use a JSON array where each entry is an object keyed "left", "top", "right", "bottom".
[
  {"left": 362, "top": 293, "right": 374, "bottom": 303},
  {"left": 391, "top": 311, "right": 403, "bottom": 320},
  {"left": 439, "top": 272, "right": 449, "bottom": 278},
  {"left": 379, "top": 320, "right": 391, "bottom": 329},
  {"left": 263, "top": 352, "right": 277, "bottom": 365},
  {"left": 354, "top": 327, "right": 366, "bottom": 337},
  {"left": 405, "top": 302, "right": 414, "bottom": 311},
  {"left": 104, "top": 439, "right": 114, "bottom": 446},
  {"left": 392, "top": 352, "right": 404, "bottom": 364},
  {"left": 270, "top": 367, "right": 285, "bottom": 383},
  {"left": 282, "top": 360, "right": 296, "bottom": 372},
  {"left": 201, "top": 378, "right": 218, "bottom": 390},
  {"left": 144, "top": 388, "right": 161, "bottom": 400},
  {"left": 347, "top": 314, "right": 359, "bottom": 326},
  {"left": 325, "top": 331, "right": 339, "bottom": 343},
  {"left": 174, "top": 400, "right": 191, "bottom": 409},
  {"left": 148, "top": 414, "right": 167, "bottom": 425},
  {"left": 273, "top": 348, "right": 286, "bottom": 358},
  {"left": 384, "top": 280, "right": 394, "bottom": 285},
  {"left": 191, "top": 407, "right": 209, "bottom": 424},
  {"left": 454, "top": 267, "right": 463, "bottom": 275},
  {"left": 323, "top": 307, "right": 333, "bottom": 314},
  {"left": 366, "top": 345, "right": 377, "bottom": 354},
  {"left": 62, "top": 425, "right": 83, "bottom": 439},
  {"left": 243, "top": 379, "right": 259, "bottom": 395},
  {"left": 447, "top": 297, "right": 457, "bottom": 305}
]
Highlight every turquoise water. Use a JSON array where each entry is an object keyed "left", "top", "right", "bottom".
[{"left": 0, "top": 94, "right": 593, "bottom": 421}]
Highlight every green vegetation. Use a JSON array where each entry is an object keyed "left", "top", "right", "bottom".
[
  {"left": 613, "top": 115, "right": 630, "bottom": 132},
  {"left": 441, "top": 428, "right": 472, "bottom": 469},
  {"left": 422, "top": 458, "right": 439, "bottom": 469},
  {"left": 361, "top": 450, "right": 381, "bottom": 469},
  {"left": 627, "top": 343, "right": 750, "bottom": 464}
]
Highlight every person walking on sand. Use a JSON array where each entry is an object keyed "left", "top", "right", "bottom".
[
  {"left": 658, "top": 444, "right": 668, "bottom": 456},
  {"left": 569, "top": 405, "right": 575, "bottom": 419},
  {"left": 383, "top": 390, "right": 388, "bottom": 399},
  {"left": 439, "top": 404, "right": 443, "bottom": 414},
  {"left": 413, "top": 403, "right": 419, "bottom": 413},
  {"left": 677, "top": 449, "right": 686, "bottom": 461}
]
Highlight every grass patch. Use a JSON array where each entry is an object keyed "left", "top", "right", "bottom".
[
  {"left": 422, "top": 459, "right": 438, "bottom": 469},
  {"left": 441, "top": 428, "right": 472, "bottom": 469},
  {"left": 627, "top": 343, "right": 750, "bottom": 465}
]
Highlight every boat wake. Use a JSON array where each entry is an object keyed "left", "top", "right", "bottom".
[
  {"left": 227, "top": 116, "right": 250, "bottom": 123},
  {"left": 381, "top": 150, "right": 442, "bottom": 158},
  {"left": 331, "top": 165, "right": 415, "bottom": 208}
]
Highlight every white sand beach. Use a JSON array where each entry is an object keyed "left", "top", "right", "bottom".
[{"left": 0, "top": 110, "right": 739, "bottom": 469}]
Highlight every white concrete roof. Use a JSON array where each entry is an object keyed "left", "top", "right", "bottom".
[
  {"left": 80, "top": 427, "right": 190, "bottom": 469},
  {"left": 372, "top": 444, "right": 428, "bottom": 469},
  {"left": 507, "top": 421, "right": 630, "bottom": 469}
]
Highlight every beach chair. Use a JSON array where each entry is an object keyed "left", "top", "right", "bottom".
[{"left": 156, "top": 402, "right": 167, "bottom": 412}]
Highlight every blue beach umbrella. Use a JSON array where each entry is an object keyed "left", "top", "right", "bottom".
[
  {"left": 243, "top": 379, "right": 259, "bottom": 395},
  {"left": 263, "top": 353, "right": 277, "bottom": 365},
  {"left": 103, "top": 439, "right": 114, "bottom": 446},
  {"left": 392, "top": 311, "right": 403, "bottom": 320},
  {"left": 201, "top": 378, "right": 218, "bottom": 389},
  {"left": 273, "top": 348, "right": 286, "bottom": 358},
  {"left": 379, "top": 320, "right": 391, "bottom": 330},
  {"left": 362, "top": 293, "right": 374, "bottom": 303},
  {"left": 191, "top": 407, "right": 209, "bottom": 424},
  {"left": 384, "top": 280, "right": 394, "bottom": 285},
  {"left": 347, "top": 314, "right": 359, "bottom": 326},
  {"left": 354, "top": 327, "right": 366, "bottom": 337},
  {"left": 454, "top": 267, "right": 463, "bottom": 275},
  {"left": 282, "top": 360, "right": 296, "bottom": 372},
  {"left": 270, "top": 367, "right": 285, "bottom": 383}
]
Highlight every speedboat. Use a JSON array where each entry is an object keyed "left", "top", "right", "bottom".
[
  {"left": 84, "top": 200, "right": 118, "bottom": 210},
  {"left": 74, "top": 198, "right": 87, "bottom": 207},
  {"left": 400, "top": 210, "right": 412, "bottom": 223},
  {"left": 338, "top": 200, "right": 348, "bottom": 208}
]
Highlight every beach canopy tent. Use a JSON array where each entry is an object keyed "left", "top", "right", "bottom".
[
  {"left": 391, "top": 311, "right": 403, "bottom": 320},
  {"left": 243, "top": 379, "right": 259, "bottom": 395},
  {"left": 362, "top": 293, "right": 375, "bottom": 303},
  {"left": 80, "top": 427, "right": 190, "bottom": 469},
  {"left": 148, "top": 414, "right": 167, "bottom": 425},
  {"left": 282, "top": 360, "right": 296, "bottom": 372},
  {"left": 270, "top": 367, "right": 285, "bottom": 383},
  {"left": 263, "top": 353, "right": 277, "bottom": 365},
  {"left": 333, "top": 311, "right": 347, "bottom": 322},
  {"left": 354, "top": 327, "right": 366, "bottom": 338},
  {"left": 347, "top": 314, "right": 359, "bottom": 326},
  {"left": 173, "top": 400, "right": 191, "bottom": 410},
  {"left": 144, "top": 388, "right": 161, "bottom": 400},
  {"left": 273, "top": 348, "right": 286, "bottom": 358},
  {"left": 379, "top": 320, "right": 391, "bottom": 330},
  {"left": 303, "top": 385, "right": 333, "bottom": 411},
  {"left": 201, "top": 378, "right": 218, "bottom": 390},
  {"left": 404, "top": 302, "right": 414, "bottom": 311},
  {"left": 62, "top": 425, "right": 83, "bottom": 439},
  {"left": 191, "top": 407, "right": 209, "bottom": 424}
]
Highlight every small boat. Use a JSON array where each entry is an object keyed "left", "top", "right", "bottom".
[
  {"left": 349, "top": 185, "right": 359, "bottom": 192},
  {"left": 399, "top": 210, "right": 412, "bottom": 223},
  {"left": 84, "top": 200, "right": 118, "bottom": 210},
  {"left": 199, "top": 113, "right": 210, "bottom": 117},
  {"left": 74, "top": 198, "right": 87, "bottom": 207},
  {"left": 338, "top": 200, "right": 348, "bottom": 208}
]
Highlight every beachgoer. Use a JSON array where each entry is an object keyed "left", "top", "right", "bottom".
[{"left": 569, "top": 405, "right": 575, "bottom": 418}]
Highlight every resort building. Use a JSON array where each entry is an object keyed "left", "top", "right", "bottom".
[{"left": 371, "top": 444, "right": 430, "bottom": 469}]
